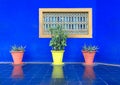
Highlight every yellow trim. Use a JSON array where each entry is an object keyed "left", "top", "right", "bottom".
[{"left": 39, "top": 8, "right": 92, "bottom": 38}]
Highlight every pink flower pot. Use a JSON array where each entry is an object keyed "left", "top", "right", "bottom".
[
  {"left": 11, "top": 51, "right": 24, "bottom": 65},
  {"left": 82, "top": 51, "right": 96, "bottom": 65}
]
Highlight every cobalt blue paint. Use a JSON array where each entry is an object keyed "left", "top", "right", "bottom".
[{"left": 0, "top": 0, "right": 120, "bottom": 64}]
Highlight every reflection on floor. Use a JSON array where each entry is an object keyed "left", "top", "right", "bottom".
[
  {"left": 82, "top": 65, "right": 95, "bottom": 85},
  {"left": 0, "top": 64, "right": 120, "bottom": 85},
  {"left": 11, "top": 65, "right": 24, "bottom": 79}
]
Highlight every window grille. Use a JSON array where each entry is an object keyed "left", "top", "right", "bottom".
[{"left": 39, "top": 8, "right": 92, "bottom": 38}]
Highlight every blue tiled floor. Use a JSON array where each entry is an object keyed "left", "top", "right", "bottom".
[{"left": 0, "top": 64, "right": 120, "bottom": 85}]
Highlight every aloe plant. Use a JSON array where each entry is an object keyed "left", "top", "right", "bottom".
[
  {"left": 49, "top": 25, "right": 67, "bottom": 50},
  {"left": 82, "top": 44, "right": 98, "bottom": 52},
  {"left": 11, "top": 45, "right": 26, "bottom": 51}
]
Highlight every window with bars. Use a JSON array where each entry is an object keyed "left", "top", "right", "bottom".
[{"left": 39, "top": 8, "right": 92, "bottom": 38}]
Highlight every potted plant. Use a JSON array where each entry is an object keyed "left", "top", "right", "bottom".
[
  {"left": 49, "top": 25, "right": 67, "bottom": 65},
  {"left": 10, "top": 45, "right": 25, "bottom": 65},
  {"left": 82, "top": 44, "right": 98, "bottom": 65}
]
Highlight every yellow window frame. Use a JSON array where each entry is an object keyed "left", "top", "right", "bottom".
[{"left": 39, "top": 8, "right": 92, "bottom": 38}]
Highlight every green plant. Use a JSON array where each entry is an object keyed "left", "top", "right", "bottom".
[
  {"left": 11, "top": 45, "right": 26, "bottom": 51},
  {"left": 82, "top": 44, "right": 98, "bottom": 52},
  {"left": 49, "top": 25, "right": 68, "bottom": 50}
]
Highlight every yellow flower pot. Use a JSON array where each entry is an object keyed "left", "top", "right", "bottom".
[{"left": 51, "top": 50, "right": 64, "bottom": 65}]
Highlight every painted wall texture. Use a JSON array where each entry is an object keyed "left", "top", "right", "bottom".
[{"left": 0, "top": 0, "right": 120, "bottom": 64}]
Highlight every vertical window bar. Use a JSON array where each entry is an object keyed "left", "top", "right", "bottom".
[
  {"left": 72, "top": 24, "right": 73, "bottom": 29},
  {"left": 80, "top": 24, "right": 82, "bottom": 30},
  {"left": 72, "top": 16, "right": 73, "bottom": 22},
  {"left": 83, "top": 24, "right": 85, "bottom": 29},
  {"left": 76, "top": 24, "right": 78, "bottom": 29},
  {"left": 49, "top": 24, "right": 51, "bottom": 28},
  {"left": 69, "top": 24, "right": 71, "bottom": 29},
  {"left": 46, "top": 24, "right": 48, "bottom": 29}
]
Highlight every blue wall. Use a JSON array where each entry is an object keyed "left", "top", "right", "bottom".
[
  {"left": 96, "top": 0, "right": 120, "bottom": 64},
  {"left": 0, "top": 0, "right": 120, "bottom": 64}
]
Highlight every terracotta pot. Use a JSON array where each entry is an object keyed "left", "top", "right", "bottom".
[
  {"left": 11, "top": 51, "right": 24, "bottom": 65},
  {"left": 82, "top": 51, "right": 96, "bottom": 65}
]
